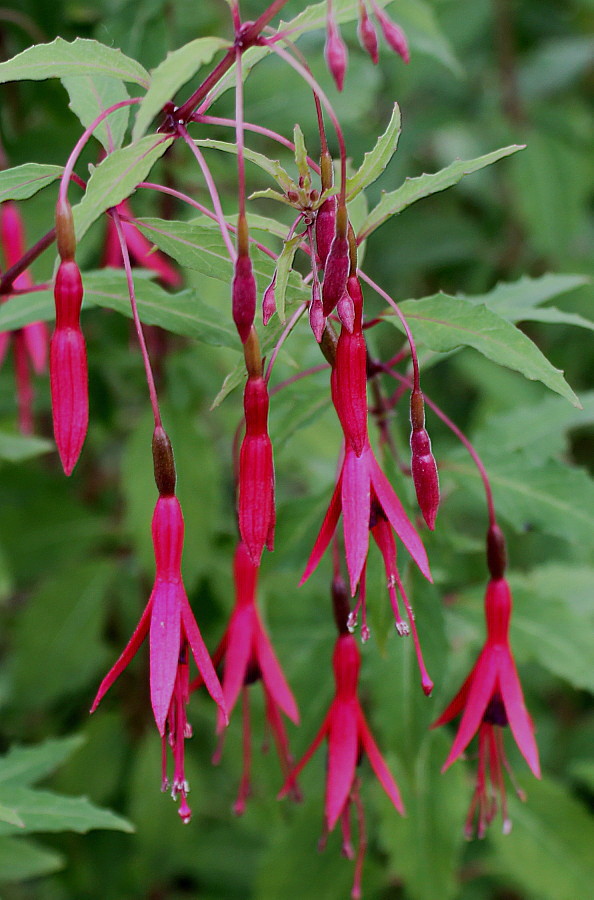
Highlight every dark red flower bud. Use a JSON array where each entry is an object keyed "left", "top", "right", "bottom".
[
  {"left": 309, "top": 281, "right": 325, "bottom": 343},
  {"left": 232, "top": 253, "right": 257, "bottom": 344},
  {"left": 410, "top": 425, "right": 440, "bottom": 531},
  {"left": 262, "top": 274, "right": 277, "bottom": 326},
  {"left": 238, "top": 376, "right": 275, "bottom": 564},
  {"left": 375, "top": 8, "right": 410, "bottom": 63},
  {"left": 336, "top": 291, "right": 355, "bottom": 332},
  {"left": 315, "top": 194, "right": 337, "bottom": 267},
  {"left": 321, "top": 207, "right": 350, "bottom": 317},
  {"left": 358, "top": 3, "right": 379, "bottom": 63},
  {"left": 54, "top": 259, "right": 84, "bottom": 329},
  {"left": 325, "top": 18, "right": 348, "bottom": 91}
]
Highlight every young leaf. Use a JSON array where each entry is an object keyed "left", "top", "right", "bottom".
[
  {"left": 274, "top": 234, "right": 303, "bottom": 324},
  {"left": 62, "top": 75, "right": 130, "bottom": 152},
  {"left": 346, "top": 102, "right": 401, "bottom": 198},
  {"left": 0, "top": 37, "right": 149, "bottom": 87},
  {"left": 0, "top": 787, "right": 133, "bottom": 835},
  {"left": 133, "top": 37, "right": 230, "bottom": 141},
  {"left": 464, "top": 274, "right": 592, "bottom": 329},
  {"left": 0, "top": 737, "right": 86, "bottom": 789},
  {"left": 0, "top": 837, "right": 63, "bottom": 881},
  {"left": 358, "top": 145, "right": 524, "bottom": 240},
  {"left": 0, "top": 806, "right": 24, "bottom": 828},
  {"left": 72, "top": 135, "right": 173, "bottom": 240},
  {"left": 389, "top": 294, "right": 580, "bottom": 405},
  {"left": 0, "top": 163, "right": 63, "bottom": 203}
]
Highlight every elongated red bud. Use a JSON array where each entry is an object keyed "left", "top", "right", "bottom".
[
  {"left": 315, "top": 194, "right": 337, "bottom": 267},
  {"left": 410, "top": 427, "right": 439, "bottom": 530},
  {"left": 238, "top": 376, "right": 275, "bottom": 564},
  {"left": 375, "top": 8, "right": 410, "bottom": 63},
  {"left": 262, "top": 274, "right": 277, "bottom": 326},
  {"left": 232, "top": 253, "right": 257, "bottom": 343},
  {"left": 358, "top": 2, "right": 379, "bottom": 63},
  {"left": 321, "top": 208, "right": 350, "bottom": 316},
  {"left": 54, "top": 259, "right": 83, "bottom": 329},
  {"left": 309, "top": 282, "right": 325, "bottom": 342},
  {"left": 50, "top": 326, "right": 88, "bottom": 475},
  {"left": 336, "top": 291, "right": 354, "bottom": 332},
  {"left": 325, "top": 18, "right": 348, "bottom": 91}
]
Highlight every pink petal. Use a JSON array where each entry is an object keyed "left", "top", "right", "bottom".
[
  {"left": 368, "top": 449, "right": 432, "bottom": 581},
  {"left": 180, "top": 593, "right": 227, "bottom": 721},
  {"left": 254, "top": 614, "right": 299, "bottom": 724},
  {"left": 326, "top": 699, "right": 359, "bottom": 830},
  {"left": 300, "top": 472, "right": 343, "bottom": 585},
  {"left": 341, "top": 447, "right": 371, "bottom": 595},
  {"left": 357, "top": 709, "right": 404, "bottom": 814},
  {"left": 431, "top": 664, "right": 477, "bottom": 728},
  {"left": 90, "top": 598, "right": 152, "bottom": 713},
  {"left": 442, "top": 650, "right": 496, "bottom": 771},
  {"left": 498, "top": 649, "right": 541, "bottom": 777},
  {"left": 219, "top": 606, "right": 253, "bottom": 729},
  {"left": 149, "top": 581, "right": 182, "bottom": 735},
  {"left": 278, "top": 713, "right": 330, "bottom": 799}
]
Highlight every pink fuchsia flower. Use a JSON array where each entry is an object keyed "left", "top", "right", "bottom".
[
  {"left": 91, "top": 479, "right": 226, "bottom": 821},
  {"left": 0, "top": 201, "right": 49, "bottom": 433},
  {"left": 103, "top": 199, "right": 181, "bottom": 287},
  {"left": 432, "top": 577, "right": 540, "bottom": 837},
  {"left": 192, "top": 542, "right": 300, "bottom": 814},
  {"left": 238, "top": 373, "right": 275, "bottom": 565},
  {"left": 279, "top": 592, "right": 403, "bottom": 899},
  {"left": 301, "top": 439, "right": 431, "bottom": 597}
]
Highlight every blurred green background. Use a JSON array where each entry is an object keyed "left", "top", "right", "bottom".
[{"left": 0, "top": 1, "right": 592, "bottom": 898}]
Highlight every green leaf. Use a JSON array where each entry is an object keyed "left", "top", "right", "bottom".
[
  {"left": 274, "top": 234, "right": 302, "bottom": 324},
  {"left": 447, "top": 454, "right": 594, "bottom": 550},
  {"left": 464, "top": 273, "right": 590, "bottom": 318},
  {"left": 488, "top": 776, "right": 594, "bottom": 900},
  {"left": 359, "top": 145, "right": 524, "bottom": 240},
  {"left": 0, "top": 805, "right": 24, "bottom": 828},
  {"left": 0, "top": 837, "right": 63, "bottom": 881},
  {"left": 0, "top": 431, "right": 53, "bottom": 463},
  {"left": 62, "top": 75, "right": 129, "bottom": 152},
  {"left": 346, "top": 102, "right": 401, "bottom": 198},
  {"left": 193, "top": 138, "right": 295, "bottom": 192},
  {"left": 0, "top": 163, "right": 64, "bottom": 203},
  {"left": 293, "top": 124, "right": 310, "bottom": 186},
  {"left": 0, "top": 787, "right": 133, "bottom": 835},
  {"left": 73, "top": 135, "right": 174, "bottom": 241},
  {"left": 0, "top": 37, "right": 149, "bottom": 87},
  {"left": 391, "top": 294, "right": 579, "bottom": 405},
  {"left": 0, "top": 737, "right": 86, "bottom": 789},
  {"left": 133, "top": 37, "right": 230, "bottom": 141}
]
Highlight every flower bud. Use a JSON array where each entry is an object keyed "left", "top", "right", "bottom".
[
  {"left": 325, "top": 19, "right": 348, "bottom": 91},
  {"left": 322, "top": 207, "right": 350, "bottom": 317},
  {"left": 239, "top": 376, "right": 275, "bottom": 563},
  {"left": 376, "top": 9, "right": 410, "bottom": 63},
  {"left": 410, "top": 427, "right": 439, "bottom": 530},
  {"left": 336, "top": 291, "right": 355, "bottom": 333},
  {"left": 358, "top": 3, "right": 379, "bottom": 63},
  {"left": 309, "top": 281, "right": 325, "bottom": 342},
  {"left": 50, "top": 325, "right": 88, "bottom": 475},
  {"left": 262, "top": 274, "right": 277, "bottom": 326},
  {"left": 315, "top": 194, "right": 337, "bottom": 267},
  {"left": 232, "top": 253, "right": 257, "bottom": 344},
  {"left": 54, "top": 259, "right": 84, "bottom": 330}
]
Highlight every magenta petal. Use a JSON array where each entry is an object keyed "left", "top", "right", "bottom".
[
  {"left": 358, "top": 709, "right": 404, "bottom": 814},
  {"left": 149, "top": 581, "right": 182, "bottom": 735},
  {"left": 180, "top": 594, "right": 227, "bottom": 721},
  {"left": 300, "top": 472, "right": 343, "bottom": 585},
  {"left": 254, "top": 615, "right": 299, "bottom": 724},
  {"left": 341, "top": 448, "right": 371, "bottom": 595},
  {"left": 219, "top": 606, "right": 253, "bottom": 728},
  {"left": 442, "top": 650, "right": 496, "bottom": 771},
  {"left": 90, "top": 598, "right": 152, "bottom": 713},
  {"left": 368, "top": 449, "right": 431, "bottom": 581},
  {"left": 498, "top": 649, "right": 541, "bottom": 777},
  {"left": 326, "top": 699, "right": 359, "bottom": 830}
]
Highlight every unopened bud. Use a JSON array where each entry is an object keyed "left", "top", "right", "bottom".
[
  {"left": 315, "top": 194, "right": 337, "bottom": 267},
  {"left": 358, "top": 3, "right": 379, "bottom": 64},
  {"left": 232, "top": 252, "right": 257, "bottom": 344},
  {"left": 287, "top": 190, "right": 299, "bottom": 203},
  {"left": 262, "top": 275, "right": 277, "bottom": 326},
  {"left": 322, "top": 210, "right": 349, "bottom": 316},
  {"left": 486, "top": 523, "right": 507, "bottom": 579},
  {"left": 410, "top": 426, "right": 440, "bottom": 530},
  {"left": 152, "top": 426, "right": 176, "bottom": 496},
  {"left": 376, "top": 9, "right": 410, "bottom": 63},
  {"left": 325, "top": 20, "right": 348, "bottom": 91},
  {"left": 309, "top": 282, "right": 325, "bottom": 342},
  {"left": 54, "top": 259, "right": 84, "bottom": 329},
  {"left": 55, "top": 198, "right": 76, "bottom": 261},
  {"left": 336, "top": 291, "right": 355, "bottom": 333}
]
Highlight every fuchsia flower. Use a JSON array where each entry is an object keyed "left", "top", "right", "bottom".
[
  {"left": 433, "top": 577, "right": 541, "bottom": 837},
  {"left": 91, "top": 450, "right": 226, "bottom": 821},
  {"left": 238, "top": 373, "right": 275, "bottom": 565},
  {"left": 325, "top": 8, "right": 348, "bottom": 92},
  {"left": 280, "top": 581, "right": 403, "bottom": 899},
  {"left": 0, "top": 201, "right": 49, "bottom": 434},
  {"left": 103, "top": 199, "right": 181, "bottom": 287},
  {"left": 192, "top": 542, "right": 299, "bottom": 814}
]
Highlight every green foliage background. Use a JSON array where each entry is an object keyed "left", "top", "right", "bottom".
[{"left": 0, "top": 0, "right": 592, "bottom": 898}]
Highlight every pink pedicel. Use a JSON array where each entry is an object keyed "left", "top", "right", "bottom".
[
  {"left": 238, "top": 375, "right": 275, "bottom": 565},
  {"left": 91, "top": 492, "right": 226, "bottom": 822},
  {"left": 192, "top": 542, "right": 300, "bottom": 814},
  {"left": 432, "top": 577, "right": 540, "bottom": 837},
  {"left": 50, "top": 259, "right": 88, "bottom": 475}
]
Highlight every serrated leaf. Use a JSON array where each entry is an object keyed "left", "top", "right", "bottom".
[
  {"left": 133, "top": 37, "right": 229, "bottom": 141},
  {"left": 391, "top": 294, "right": 579, "bottom": 405},
  {"left": 488, "top": 777, "right": 594, "bottom": 900},
  {"left": 359, "top": 145, "right": 524, "bottom": 240},
  {"left": 464, "top": 273, "right": 590, "bottom": 318},
  {"left": 62, "top": 75, "right": 129, "bottom": 152},
  {"left": 194, "top": 138, "right": 295, "bottom": 192},
  {"left": 0, "top": 787, "right": 133, "bottom": 835},
  {"left": 293, "top": 124, "right": 310, "bottom": 186},
  {"left": 0, "top": 837, "right": 63, "bottom": 881},
  {"left": 73, "top": 135, "right": 174, "bottom": 241},
  {"left": 0, "top": 37, "right": 149, "bottom": 87},
  {"left": 346, "top": 103, "right": 401, "bottom": 198},
  {"left": 447, "top": 455, "right": 594, "bottom": 550},
  {"left": 0, "top": 163, "right": 64, "bottom": 203},
  {"left": 248, "top": 187, "right": 294, "bottom": 206},
  {"left": 0, "top": 432, "right": 53, "bottom": 463},
  {"left": 274, "top": 234, "right": 302, "bottom": 324},
  {"left": 0, "top": 737, "right": 86, "bottom": 789}
]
